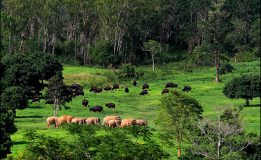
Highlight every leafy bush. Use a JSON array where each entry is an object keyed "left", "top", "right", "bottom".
[
  {"left": 220, "top": 63, "right": 235, "bottom": 75},
  {"left": 223, "top": 74, "right": 260, "bottom": 105},
  {"left": 117, "top": 64, "right": 136, "bottom": 81},
  {"left": 236, "top": 51, "right": 256, "bottom": 62},
  {"left": 18, "top": 125, "right": 169, "bottom": 160}
]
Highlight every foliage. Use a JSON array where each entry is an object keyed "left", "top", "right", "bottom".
[
  {"left": 0, "top": 52, "right": 63, "bottom": 158},
  {"left": 219, "top": 63, "right": 234, "bottom": 75},
  {"left": 185, "top": 107, "right": 258, "bottom": 160},
  {"left": 18, "top": 125, "right": 169, "bottom": 160},
  {"left": 223, "top": 74, "right": 260, "bottom": 105},
  {"left": 45, "top": 75, "right": 72, "bottom": 116},
  {"left": 117, "top": 64, "right": 136, "bottom": 81},
  {"left": 157, "top": 90, "right": 203, "bottom": 157}
]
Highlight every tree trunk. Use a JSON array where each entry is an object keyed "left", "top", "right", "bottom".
[
  {"left": 151, "top": 54, "right": 155, "bottom": 71},
  {"left": 246, "top": 99, "right": 249, "bottom": 106},
  {"left": 177, "top": 147, "right": 181, "bottom": 157},
  {"left": 215, "top": 52, "right": 220, "bottom": 82}
]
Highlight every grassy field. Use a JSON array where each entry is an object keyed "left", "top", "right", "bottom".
[{"left": 10, "top": 61, "right": 260, "bottom": 159}]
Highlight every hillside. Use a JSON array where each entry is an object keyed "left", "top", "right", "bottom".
[{"left": 10, "top": 60, "right": 260, "bottom": 159}]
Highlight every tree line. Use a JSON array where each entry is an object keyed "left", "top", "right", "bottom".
[{"left": 1, "top": 0, "right": 260, "bottom": 69}]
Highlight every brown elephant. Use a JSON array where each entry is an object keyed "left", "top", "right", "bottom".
[
  {"left": 57, "top": 115, "right": 74, "bottom": 127},
  {"left": 103, "top": 115, "right": 121, "bottom": 126},
  {"left": 135, "top": 119, "right": 148, "bottom": 126},
  {"left": 108, "top": 119, "right": 121, "bottom": 128},
  {"left": 47, "top": 116, "right": 58, "bottom": 128},
  {"left": 120, "top": 118, "right": 136, "bottom": 128},
  {"left": 85, "top": 117, "right": 100, "bottom": 125},
  {"left": 71, "top": 118, "right": 85, "bottom": 124}
]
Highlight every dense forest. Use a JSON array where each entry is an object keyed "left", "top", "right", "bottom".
[{"left": 1, "top": 0, "right": 260, "bottom": 67}]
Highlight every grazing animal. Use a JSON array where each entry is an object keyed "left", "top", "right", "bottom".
[
  {"left": 57, "top": 115, "right": 74, "bottom": 127},
  {"left": 104, "top": 86, "right": 112, "bottom": 91},
  {"left": 76, "top": 90, "right": 84, "bottom": 96},
  {"left": 82, "top": 99, "right": 89, "bottom": 107},
  {"left": 142, "top": 83, "right": 149, "bottom": 90},
  {"left": 165, "top": 82, "right": 178, "bottom": 88},
  {"left": 140, "top": 90, "right": 148, "bottom": 95},
  {"left": 103, "top": 116, "right": 121, "bottom": 126},
  {"left": 135, "top": 119, "right": 148, "bottom": 126},
  {"left": 182, "top": 86, "right": 192, "bottom": 92},
  {"left": 89, "top": 106, "right": 103, "bottom": 112},
  {"left": 112, "top": 83, "right": 119, "bottom": 90},
  {"left": 161, "top": 88, "right": 169, "bottom": 94},
  {"left": 70, "top": 84, "right": 83, "bottom": 92},
  {"left": 120, "top": 119, "right": 136, "bottom": 128},
  {"left": 108, "top": 119, "right": 121, "bottom": 128},
  {"left": 133, "top": 80, "right": 137, "bottom": 86},
  {"left": 89, "top": 86, "right": 97, "bottom": 92},
  {"left": 105, "top": 103, "right": 116, "bottom": 109},
  {"left": 95, "top": 87, "right": 102, "bottom": 93},
  {"left": 71, "top": 118, "right": 85, "bottom": 124},
  {"left": 47, "top": 116, "right": 58, "bottom": 128},
  {"left": 85, "top": 117, "right": 100, "bottom": 125},
  {"left": 125, "top": 87, "right": 129, "bottom": 93}
]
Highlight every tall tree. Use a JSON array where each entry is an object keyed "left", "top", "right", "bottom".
[
  {"left": 143, "top": 40, "right": 162, "bottom": 71},
  {"left": 197, "top": 0, "right": 230, "bottom": 82},
  {"left": 157, "top": 90, "right": 203, "bottom": 157}
]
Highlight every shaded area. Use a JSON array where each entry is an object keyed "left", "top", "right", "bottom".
[
  {"left": 12, "top": 141, "right": 28, "bottom": 145},
  {"left": 16, "top": 115, "right": 43, "bottom": 118},
  {"left": 245, "top": 104, "right": 261, "bottom": 107},
  {"left": 27, "top": 106, "right": 43, "bottom": 109}
]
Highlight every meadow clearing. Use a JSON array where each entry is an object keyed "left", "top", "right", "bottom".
[{"left": 10, "top": 60, "right": 260, "bottom": 159}]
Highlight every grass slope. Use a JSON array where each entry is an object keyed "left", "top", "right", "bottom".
[{"left": 10, "top": 61, "right": 260, "bottom": 159}]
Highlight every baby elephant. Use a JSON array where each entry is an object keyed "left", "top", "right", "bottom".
[
  {"left": 120, "top": 119, "right": 136, "bottom": 128},
  {"left": 108, "top": 119, "right": 121, "bottom": 128},
  {"left": 71, "top": 118, "right": 85, "bottom": 124},
  {"left": 135, "top": 119, "right": 148, "bottom": 126},
  {"left": 85, "top": 117, "right": 100, "bottom": 125},
  {"left": 47, "top": 116, "right": 58, "bottom": 128}
]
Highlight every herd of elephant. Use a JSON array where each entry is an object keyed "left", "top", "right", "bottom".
[{"left": 47, "top": 115, "right": 147, "bottom": 128}]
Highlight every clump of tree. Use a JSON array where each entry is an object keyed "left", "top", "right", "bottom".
[
  {"left": 15, "top": 125, "right": 169, "bottom": 160},
  {"left": 219, "top": 63, "right": 235, "bottom": 75},
  {"left": 184, "top": 107, "right": 258, "bottom": 160},
  {"left": 223, "top": 74, "right": 260, "bottom": 105},
  {"left": 117, "top": 64, "right": 136, "bottom": 81},
  {"left": 157, "top": 90, "right": 203, "bottom": 157},
  {"left": 0, "top": 52, "right": 63, "bottom": 158}
]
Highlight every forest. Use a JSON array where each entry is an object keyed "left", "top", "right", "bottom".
[
  {"left": 0, "top": 0, "right": 260, "bottom": 159},
  {"left": 1, "top": 0, "right": 260, "bottom": 67}
]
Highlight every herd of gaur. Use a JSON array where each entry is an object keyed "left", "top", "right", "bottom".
[{"left": 44, "top": 81, "right": 191, "bottom": 128}]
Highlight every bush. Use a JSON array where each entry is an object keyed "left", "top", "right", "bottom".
[
  {"left": 117, "top": 64, "right": 136, "bottom": 80},
  {"left": 19, "top": 125, "right": 169, "bottom": 160},
  {"left": 236, "top": 51, "right": 256, "bottom": 62},
  {"left": 223, "top": 74, "right": 260, "bottom": 105},
  {"left": 220, "top": 63, "right": 235, "bottom": 75}
]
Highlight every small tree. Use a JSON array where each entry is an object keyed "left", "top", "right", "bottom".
[
  {"left": 223, "top": 74, "right": 260, "bottom": 105},
  {"left": 143, "top": 40, "right": 162, "bottom": 71},
  {"left": 187, "top": 107, "right": 256, "bottom": 160},
  {"left": 45, "top": 75, "right": 69, "bottom": 117},
  {"left": 157, "top": 90, "right": 203, "bottom": 157}
]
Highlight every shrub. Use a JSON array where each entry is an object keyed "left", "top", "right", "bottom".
[
  {"left": 223, "top": 74, "right": 260, "bottom": 105},
  {"left": 220, "top": 63, "right": 235, "bottom": 75},
  {"left": 117, "top": 64, "right": 136, "bottom": 80}
]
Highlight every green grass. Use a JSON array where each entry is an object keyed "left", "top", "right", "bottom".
[{"left": 10, "top": 60, "right": 260, "bottom": 159}]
